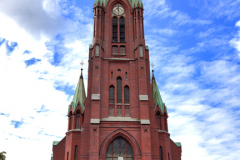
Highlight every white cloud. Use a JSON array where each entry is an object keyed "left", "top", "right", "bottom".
[{"left": 230, "top": 20, "right": 240, "bottom": 57}]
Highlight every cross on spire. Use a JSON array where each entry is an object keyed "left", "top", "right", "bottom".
[{"left": 80, "top": 60, "right": 84, "bottom": 69}]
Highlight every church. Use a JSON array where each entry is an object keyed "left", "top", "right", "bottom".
[{"left": 52, "top": 0, "right": 182, "bottom": 159}]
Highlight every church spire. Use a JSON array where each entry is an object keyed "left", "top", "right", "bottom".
[
  {"left": 68, "top": 62, "right": 86, "bottom": 113},
  {"left": 151, "top": 72, "right": 167, "bottom": 114}
]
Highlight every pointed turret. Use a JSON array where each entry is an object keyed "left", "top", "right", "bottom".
[
  {"left": 151, "top": 70, "right": 168, "bottom": 114},
  {"left": 68, "top": 68, "right": 86, "bottom": 113}
]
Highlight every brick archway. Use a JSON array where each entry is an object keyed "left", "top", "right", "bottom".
[{"left": 99, "top": 129, "right": 141, "bottom": 158}]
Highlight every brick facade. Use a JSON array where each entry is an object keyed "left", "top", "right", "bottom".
[{"left": 52, "top": 0, "right": 182, "bottom": 159}]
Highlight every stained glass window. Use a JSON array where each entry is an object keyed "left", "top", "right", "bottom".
[{"left": 106, "top": 138, "right": 134, "bottom": 160}]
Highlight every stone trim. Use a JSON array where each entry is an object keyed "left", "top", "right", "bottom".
[
  {"left": 140, "top": 119, "right": 150, "bottom": 124},
  {"left": 91, "top": 94, "right": 100, "bottom": 100},
  {"left": 101, "top": 117, "right": 139, "bottom": 122},
  {"left": 139, "top": 95, "right": 148, "bottom": 101},
  {"left": 90, "top": 119, "right": 100, "bottom": 124}
]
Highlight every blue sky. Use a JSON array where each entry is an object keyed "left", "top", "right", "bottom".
[{"left": 0, "top": 0, "right": 240, "bottom": 159}]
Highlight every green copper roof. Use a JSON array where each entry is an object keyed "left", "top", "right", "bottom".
[
  {"left": 68, "top": 69, "right": 86, "bottom": 113},
  {"left": 151, "top": 72, "right": 167, "bottom": 114},
  {"left": 175, "top": 142, "right": 182, "bottom": 147},
  {"left": 53, "top": 141, "right": 60, "bottom": 146},
  {"left": 94, "top": 0, "right": 143, "bottom": 8}
]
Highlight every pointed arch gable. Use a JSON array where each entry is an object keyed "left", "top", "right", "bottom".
[{"left": 99, "top": 129, "right": 141, "bottom": 156}]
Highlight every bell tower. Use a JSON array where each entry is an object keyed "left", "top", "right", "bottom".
[{"left": 52, "top": 0, "right": 182, "bottom": 160}]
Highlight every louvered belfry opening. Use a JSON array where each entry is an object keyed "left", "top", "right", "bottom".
[
  {"left": 112, "top": 17, "right": 118, "bottom": 42},
  {"left": 120, "top": 17, "right": 125, "bottom": 42},
  {"left": 109, "top": 85, "right": 115, "bottom": 103},
  {"left": 124, "top": 85, "right": 129, "bottom": 103},
  {"left": 117, "top": 77, "right": 122, "bottom": 103}
]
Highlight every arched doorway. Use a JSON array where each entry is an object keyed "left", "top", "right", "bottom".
[{"left": 106, "top": 137, "right": 134, "bottom": 160}]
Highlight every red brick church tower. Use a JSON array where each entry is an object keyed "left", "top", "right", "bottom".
[{"left": 52, "top": 0, "right": 182, "bottom": 159}]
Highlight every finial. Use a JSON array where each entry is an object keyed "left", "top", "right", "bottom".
[{"left": 80, "top": 60, "right": 84, "bottom": 79}]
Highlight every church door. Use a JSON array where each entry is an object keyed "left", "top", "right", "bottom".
[{"left": 106, "top": 137, "right": 134, "bottom": 160}]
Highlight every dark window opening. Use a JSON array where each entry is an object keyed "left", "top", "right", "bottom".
[
  {"left": 75, "top": 145, "right": 78, "bottom": 160},
  {"left": 112, "top": 17, "right": 118, "bottom": 42},
  {"left": 125, "top": 72, "right": 127, "bottom": 80},
  {"left": 111, "top": 72, "right": 113, "bottom": 80},
  {"left": 124, "top": 86, "right": 129, "bottom": 103},
  {"left": 117, "top": 77, "right": 122, "bottom": 103},
  {"left": 156, "top": 111, "right": 161, "bottom": 130},
  {"left": 160, "top": 146, "right": 163, "bottom": 160},
  {"left": 76, "top": 110, "right": 80, "bottom": 129},
  {"left": 117, "top": 69, "right": 121, "bottom": 72},
  {"left": 109, "top": 85, "right": 115, "bottom": 103},
  {"left": 120, "top": 17, "right": 125, "bottom": 42}
]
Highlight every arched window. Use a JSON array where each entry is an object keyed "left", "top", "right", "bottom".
[
  {"left": 124, "top": 85, "right": 129, "bottom": 103},
  {"left": 117, "top": 77, "right": 122, "bottom": 103},
  {"left": 106, "top": 137, "right": 134, "bottom": 159},
  {"left": 75, "top": 145, "right": 78, "bottom": 160},
  {"left": 120, "top": 17, "right": 125, "bottom": 42},
  {"left": 156, "top": 111, "right": 161, "bottom": 130},
  {"left": 112, "top": 17, "right": 118, "bottom": 42},
  {"left": 109, "top": 85, "right": 115, "bottom": 103},
  {"left": 76, "top": 110, "right": 80, "bottom": 129},
  {"left": 160, "top": 146, "right": 163, "bottom": 160},
  {"left": 67, "top": 152, "right": 69, "bottom": 160}
]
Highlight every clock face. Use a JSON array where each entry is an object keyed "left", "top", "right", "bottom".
[{"left": 113, "top": 5, "right": 124, "bottom": 15}]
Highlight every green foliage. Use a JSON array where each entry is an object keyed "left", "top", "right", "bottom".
[{"left": 0, "top": 151, "right": 6, "bottom": 160}]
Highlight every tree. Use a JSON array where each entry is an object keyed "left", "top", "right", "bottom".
[{"left": 0, "top": 151, "right": 6, "bottom": 160}]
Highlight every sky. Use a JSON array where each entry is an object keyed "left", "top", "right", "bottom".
[{"left": 0, "top": 0, "right": 240, "bottom": 159}]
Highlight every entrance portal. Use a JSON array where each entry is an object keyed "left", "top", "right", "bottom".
[{"left": 106, "top": 137, "right": 134, "bottom": 160}]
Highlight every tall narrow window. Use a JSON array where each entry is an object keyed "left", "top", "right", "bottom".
[
  {"left": 109, "top": 85, "right": 115, "bottom": 103},
  {"left": 168, "top": 153, "right": 170, "bottom": 160},
  {"left": 111, "top": 72, "right": 113, "bottom": 80},
  {"left": 120, "top": 46, "right": 125, "bottom": 54},
  {"left": 124, "top": 85, "right": 129, "bottom": 103},
  {"left": 156, "top": 111, "right": 161, "bottom": 130},
  {"left": 120, "top": 17, "right": 125, "bottom": 42},
  {"left": 112, "top": 17, "right": 118, "bottom": 42},
  {"left": 95, "top": 45, "right": 99, "bottom": 56},
  {"left": 125, "top": 72, "right": 127, "bottom": 80},
  {"left": 112, "top": 46, "right": 118, "bottom": 54},
  {"left": 76, "top": 110, "right": 80, "bottom": 129},
  {"left": 160, "top": 146, "right": 163, "bottom": 160},
  {"left": 139, "top": 46, "right": 143, "bottom": 57},
  {"left": 75, "top": 145, "right": 78, "bottom": 160},
  {"left": 67, "top": 152, "right": 69, "bottom": 160},
  {"left": 117, "top": 77, "right": 122, "bottom": 103}
]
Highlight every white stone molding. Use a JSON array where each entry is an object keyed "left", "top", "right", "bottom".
[
  {"left": 91, "top": 94, "right": 100, "bottom": 100},
  {"left": 139, "top": 95, "right": 148, "bottom": 101}
]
